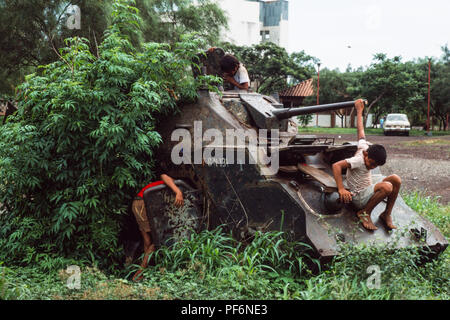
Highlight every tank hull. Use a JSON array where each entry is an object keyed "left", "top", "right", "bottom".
[{"left": 147, "top": 90, "right": 447, "bottom": 262}]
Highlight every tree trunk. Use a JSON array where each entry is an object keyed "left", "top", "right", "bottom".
[
  {"left": 349, "top": 108, "right": 355, "bottom": 128},
  {"left": 439, "top": 115, "right": 446, "bottom": 131},
  {"left": 364, "top": 91, "right": 386, "bottom": 128}
]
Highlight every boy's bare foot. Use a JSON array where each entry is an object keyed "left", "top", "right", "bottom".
[
  {"left": 356, "top": 210, "right": 378, "bottom": 230},
  {"left": 132, "top": 269, "right": 144, "bottom": 282},
  {"left": 379, "top": 211, "right": 397, "bottom": 230}
]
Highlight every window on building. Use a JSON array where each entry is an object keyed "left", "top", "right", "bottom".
[{"left": 260, "top": 30, "right": 270, "bottom": 41}]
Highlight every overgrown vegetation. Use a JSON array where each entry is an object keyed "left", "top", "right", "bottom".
[
  {"left": 0, "top": 0, "right": 226, "bottom": 93},
  {"left": 403, "top": 192, "right": 450, "bottom": 237},
  {"left": 0, "top": 0, "right": 218, "bottom": 273},
  {"left": 1, "top": 192, "right": 448, "bottom": 300},
  {"left": 0, "top": 0, "right": 448, "bottom": 301}
]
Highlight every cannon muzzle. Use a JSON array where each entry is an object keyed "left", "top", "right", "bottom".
[{"left": 272, "top": 100, "right": 363, "bottom": 120}]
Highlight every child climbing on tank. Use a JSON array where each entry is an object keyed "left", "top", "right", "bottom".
[
  {"left": 131, "top": 173, "right": 184, "bottom": 282},
  {"left": 208, "top": 47, "right": 250, "bottom": 91},
  {"left": 332, "top": 99, "right": 401, "bottom": 231}
]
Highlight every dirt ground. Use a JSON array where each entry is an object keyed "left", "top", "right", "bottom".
[{"left": 327, "top": 133, "right": 450, "bottom": 204}]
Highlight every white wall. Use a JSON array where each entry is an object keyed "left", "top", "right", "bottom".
[
  {"left": 300, "top": 113, "right": 374, "bottom": 128},
  {"left": 278, "top": 19, "right": 289, "bottom": 50},
  {"left": 301, "top": 114, "right": 331, "bottom": 127},
  {"left": 366, "top": 114, "right": 373, "bottom": 128},
  {"left": 218, "top": 0, "right": 261, "bottom": 46},
  {"left": 217, "top": 0, "right": 289, "bottom": 49},
  {"left": 260, "top": 25, "right": 279, "bottom": 45}
]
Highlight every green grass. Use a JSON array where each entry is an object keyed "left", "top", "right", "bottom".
[
  {"left": 1, "top": 192, "right": 448, "bottom": 300},
  {"left": 298, "top": 127, "right": 450, "bottom": 137},
  {"left": 403, "top": 191, "right": 450, "bottom": 237},
  {"left": 298, "top": 127, "right": 384, "bottom": 135},
  {"left": 402, "top": 138, "right": 450, "bottom": 146}
]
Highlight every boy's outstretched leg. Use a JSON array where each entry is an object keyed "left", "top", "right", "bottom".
[{"left": 378, "top": 174, "right": 401, "bottom": 230}]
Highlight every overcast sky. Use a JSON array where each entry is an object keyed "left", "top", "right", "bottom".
[{"left": 288, "top": 0, "right": 450, "bottom": 71}]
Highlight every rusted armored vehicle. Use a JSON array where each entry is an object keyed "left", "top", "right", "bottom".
[{"left": 132, "top": 48, "right": 447, "bottom": 264}]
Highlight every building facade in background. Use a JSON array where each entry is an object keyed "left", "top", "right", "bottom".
[
  {"left": 258, "top": 0, "right": 289, "bottom": 49},
  {"left": 218, "top": 0, "right": 289, "bottom": 50},
  {"left": 218, "top": 0, "right": 260, "bottom": 46}
]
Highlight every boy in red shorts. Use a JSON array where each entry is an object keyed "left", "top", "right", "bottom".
[{"left": 132, "top": 173, "right": 184, "bottom": 282}]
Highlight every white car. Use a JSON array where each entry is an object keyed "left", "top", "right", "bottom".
[{"left": 383, "top": 113, "right": 411, "bottom": 136}]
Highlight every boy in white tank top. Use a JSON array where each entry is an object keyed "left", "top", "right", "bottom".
[{"left": 332, "top": 99, "right": 401, "bottom": 231}]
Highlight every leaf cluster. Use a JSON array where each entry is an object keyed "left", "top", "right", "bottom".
[{"left": 0, "top": 0, "right": 210, "bottom": 270}]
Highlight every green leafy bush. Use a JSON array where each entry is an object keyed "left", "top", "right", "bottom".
[
  {"left": 297, "top": 114, "right": 313, "bottom": 127},
  {"left": 0, "top": 0, "right": 214, "bottom": 271}
]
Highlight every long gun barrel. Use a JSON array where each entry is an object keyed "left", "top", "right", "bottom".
[{"left": 272, "top": 101, "right": 359, "bottom": 120}]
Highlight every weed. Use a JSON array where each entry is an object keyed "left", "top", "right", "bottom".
[{"left": 2, "top": 193, "right": 448, "bottom": 300}]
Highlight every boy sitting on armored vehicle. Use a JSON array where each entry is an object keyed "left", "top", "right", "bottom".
[{"left": 332, "top": 99, "right": 401, "bottom": 231}]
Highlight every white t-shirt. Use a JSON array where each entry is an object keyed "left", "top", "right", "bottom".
[
  {"left": 233, "top": 64, "right": 250, "bottom": 90},
  {"left": 345, "top": 139, "right": 372, "bottom": 194}
]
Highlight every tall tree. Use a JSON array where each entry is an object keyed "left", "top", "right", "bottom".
[
  {"left": 430, "top": 46, "right": 450, "bottom": 130},
  {"left": 0, "top": 0, "right": 227, "bottom": 94},
  {"left": 303, "top": 68, "right": 361, "bottom": 127},
  {"left": 0, "top": 0, "right": 112, "bottom": 93},
  {"left": 359, "top": 54, "right": 422, "bottom": 126},
  {"left": 134, "top": 0, "right": 227, "bottom": 45}
]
